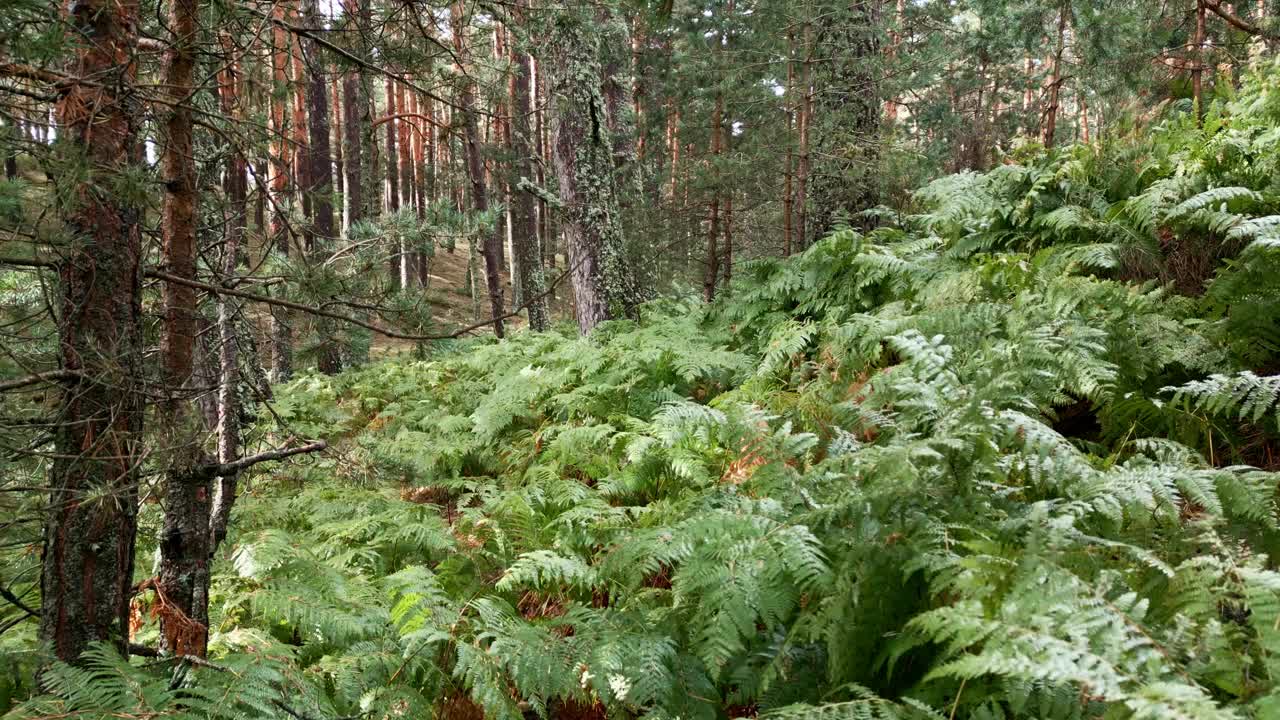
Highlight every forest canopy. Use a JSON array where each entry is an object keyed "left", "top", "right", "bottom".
[{"left": 1, "top": 0, "right": 1280, "bottom": 718}]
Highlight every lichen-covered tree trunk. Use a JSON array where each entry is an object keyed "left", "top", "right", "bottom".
[
  {"left": 41, "top": 0, "right": 145, "bottom": 664},
  {"left": 546, "top": 9, "right": 637, "bottom": 334},
  {"left": 808, "top": 0, "right": 882, "bottom": 238},
  {"left": 511, "top": 0, "right": 549, "bottom": 331},
  {"left": 157, "top": 0, "right": 212, "bottom": 659}
]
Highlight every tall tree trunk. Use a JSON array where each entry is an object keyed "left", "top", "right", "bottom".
[
  {"left": 305, "top": 3, "right": 334, "bottom": 247},
  {"left": 304, "top": 0, "right": 341, "bottom": 375},
  {"left": 452, "top": 1, "right": 506, "bottom": 338},
  {"left": 158, "top": 0, "right": 211, "bottom": 659},
  {"left": 723, "top": 190, "right": 733, "bottom": 289},
  {"left": 269, "top": 2, "right": 293, "bottom": 381},
  {"left": 511, "top": 0, "right": 549, "bottom": 330},
  {"left": 290, "top": 14, "right": 311, "bottom": 251},
  {"left": 396, "top": 80, "right": 413, "bottom": 288},
  {"left": 795, "top": 19, "right": 813, "bottom": 250},
  {"left": 536, "top": 57, "right": 553, "bottom": 271},
  {"left": 332, "top": 73, "right": 344, "bottom": 232},
  {"left": 1192, "top": 0, "right": 1206, "bottom": 123},
  {"left": 783, "top": 30, "right": 795, "bottom": 256},
  {"left": 41, "top": 0, "right": 145, "bottom": 664},
  {"left": 356, "top": 0, "right": 379, "bottom": 220},
  {"left": 211, "top": 37, "right": 247, "bottom": 553},
  {"left": 384, "top": 75, "right": 400, "bottom": 287},
  {"left": 1042, "top": 2, "right": 1069, "bottom": 148},
  {"left": 342, "top": 74, "right": 363, "bottom": 226},
  {"left": 704, "top": 94, "right": 722, "bottom": 303},
  {"left": 547, "top": 8, "right": 636, "bottom": 333},
  {"left": 885, "top": 0, "right": 905, "bottom": 121}
]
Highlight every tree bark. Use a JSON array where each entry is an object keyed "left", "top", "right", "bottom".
[
  {"left": 547, "top": 8, "right": 637, "bottom": 333},
  {"left": 783, "top": 30, "right": 795, "bottom": 256},
  {"left": 396, "top": 80, "right": 413, "bottom": 288},
  {"left": 304, "top": 0, "right": 341, "bottom": 375},
  {"left": 511, "top": 0, "right": 548, "bottom": 330},
  {"left": 1192, "top": 0, "right": 1206, "bottom": 123},
  {"left": 332, "top": 73, "right": 344, "bottom": 232},
  {"left": 384, "top": 75, "right": 400, "bottom": 286},
  {"left": 342, "top": 74, "right": 363, "bottom": 225},
  {"left": 1042, "top": 2, "right": 1069, "bottom": 148},
  {"left": 269, "top": 3, "right": 293, "bottom": 381},
  {"left": 452, "top": 1, "right": 505, "bottom": 338},
  {"left": 158, "top": 0, "right": 211, "bottom": 659},
  {"left": 41, "top": 0, "right": 145, "bottom": 665},
  {"left": 211, "top": 36, "right": 246, "bottom": 552},
  {"left": 304, "top": 0, "right": 335, "bottom": 246},
  {"left": 795, "top": 19, "right": 813, "bottom": 249},
  {"left": 704, "top": 94, "right": 722, "bottom": 303}
]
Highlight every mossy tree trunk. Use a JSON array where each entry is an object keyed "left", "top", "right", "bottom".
[{"left": 546, "top": 8, "right": 637, "bottom": 334}]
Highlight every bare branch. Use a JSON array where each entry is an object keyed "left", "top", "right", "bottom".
[{"left": 206, "top": 440, "right": 328, "bottom": 477}]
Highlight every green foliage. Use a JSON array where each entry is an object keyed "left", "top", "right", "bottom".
[{"left": 12, "top": 52, "right": 1280, "bottom": 720}]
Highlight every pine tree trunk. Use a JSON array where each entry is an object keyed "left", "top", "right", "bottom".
[
  {"left": 304, "top": 0, "right": 341, "bottom": 375},
  {"left": 1042, "top": 2, "right": 1069, "bottom": 148},
  {"left": 332, "top": 73, "right": 344, "bottom": 232},
  {"left": 511, "top": 0, "right": 549, "bottom": 330},
  {"left": 723, "top": 191, "right": 733, "bottom": 289},
  {"left": 452, "top": 1, "right": 506, "bottom": 338},
  {"left": 795, "top": 19, "right": 813, "bottom": 250},
  {"left": 305, "top": 1, "right": 335, "bottom": 246},
  {"left": 704, "top": 94, "right": 722, "bottom": 303},
  {"left": 290, "top": 15, "right": 311, "bottom": 251},
  {"left": 547, "top": 8, "right": 637, "bottom": 333},
  {"left": 1192, "top": 0, "right": 1206, "bottom": 123},
  {"left": 396, "top": 80, "right": 413, "bottom": 288},
  {"left": 783, "top": 30, "right": 795, "bottom": 256},
  {"left": 357, "top": 0, "right": 379, "bottom": 221},
  {"left": 158, "top": 0, "right": 211, "bottom": 659},
  {"left": 342, "top": 74, "right": 363, "bottom": 225},
  {"left": 385, "top": 75, "right": 401, "bottom": 287},
  {"left": 211, "top": 37, "right": 246, "bottom": 552},
  {"left": 41, "top": 0, "right": 145, "bottom": 664},
  {"left": 269, "top": 3, "right": 293, "bottom": 382}
]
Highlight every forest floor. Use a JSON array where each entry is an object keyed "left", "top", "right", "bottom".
[{"left": 368, "top": 239, "right": 570, "bottom": 356}]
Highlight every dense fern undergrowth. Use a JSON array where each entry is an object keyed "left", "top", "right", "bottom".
[{"left": 12, "top": 65, "right": 1280, "bottom": 720}]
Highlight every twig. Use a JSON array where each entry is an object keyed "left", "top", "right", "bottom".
[{"left": 0, "top": 585, "right": 38, "bottom": 618}]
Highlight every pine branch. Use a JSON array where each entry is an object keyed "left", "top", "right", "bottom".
[{"left": 199, "top": 440, "right": 328, "bottom": 478}]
